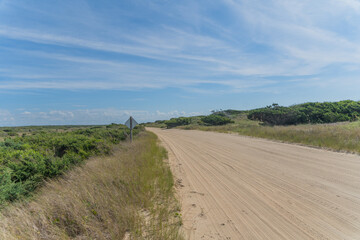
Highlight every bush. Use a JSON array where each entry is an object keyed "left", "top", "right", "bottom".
[
  {"left": 201, "top": 115, "right": 234, "bottom": 126},
  {"left": 248, "top": 100, "right": 360, "bottom": 125},
  {"left": 164, "top": 117, "right": 192, "bottom": 128}
]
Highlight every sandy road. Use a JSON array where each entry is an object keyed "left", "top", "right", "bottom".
[{"left": 147, "top": 128, "right": 360, "bottom": 240}]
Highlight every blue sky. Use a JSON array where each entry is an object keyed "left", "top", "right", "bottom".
[{"left": 1, "top": 0, "right": 360, "bottom": 126}]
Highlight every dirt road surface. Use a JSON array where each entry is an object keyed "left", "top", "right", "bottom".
[{"left": 147, "top": 128, "right": 360, "bottom": 240}]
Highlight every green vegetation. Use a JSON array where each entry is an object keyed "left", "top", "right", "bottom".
[
  {"left": 248, "top": 100, "right": 360, "bottom": 125},
  {"left": 158, "top": 113, "right": 233, "bottom": 129},
  {"left": 0, "top": 124, "right": 142, "bottom": 208},
  {"left": 178, "top": 116, "right": 360, "bottom": 153},
  {"left": 165, "top": 117, "right": 193, "bottom": 128},
  {"left": 201, "top": 113, "right": 234, "bottom": 126},
  {"left": 147, "top": 100, "right": 360, "bottom": 154},
  {"left": 0, "top": 132, "right": 183, "bottom": 239},
  {"left": 145, "top": 120, "right": 167, "bottom": 128}
]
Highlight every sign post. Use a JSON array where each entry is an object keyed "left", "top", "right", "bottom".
[{"left": 125, "top": 116, "right": 138, "bottom": 143}]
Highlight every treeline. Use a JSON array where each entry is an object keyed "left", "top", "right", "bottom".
[
  {"left": 0, "top": 124, "right": 142, "bottom": 207},
  {"left": 248, "top": 100, "right": 360, "bottom": 125},
  {"left": 159, "top": 112, "right": 234, "bottom": 129}
]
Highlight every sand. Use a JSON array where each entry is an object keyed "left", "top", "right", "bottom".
[{"left": 148, "top": 128, "right": 360, "bottom": 240}]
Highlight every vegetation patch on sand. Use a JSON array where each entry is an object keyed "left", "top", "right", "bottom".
[{"left": 0, "top": 131, "right": 183, "bottom": 239}]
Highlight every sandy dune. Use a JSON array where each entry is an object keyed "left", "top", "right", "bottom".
[{"left": 148, "top": 128, "right": 360, "bottom": 240}]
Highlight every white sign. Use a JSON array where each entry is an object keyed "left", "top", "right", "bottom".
[{"left": 125, "top": 116, "right": 138, "bottom": 129}]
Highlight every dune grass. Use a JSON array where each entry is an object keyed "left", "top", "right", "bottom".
[
  {"left": 0, "top": 131, "right": 183, "bottom": 240},
  {"left": 176, "top": 115, "right": 360, "bottom": 154}
]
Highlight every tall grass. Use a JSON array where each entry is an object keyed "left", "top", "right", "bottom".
[
  {"left": 0, "top": 132, "right": 183, "bottom": 240},
  {"left": 178, "top": 117, "right": 360, "bottom": 154}
]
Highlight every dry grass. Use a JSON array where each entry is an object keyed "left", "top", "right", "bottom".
[
  {"left": 177, "top": 117, "right": 360, "bottom": 154},
  {"left": 0, "top": 131, "right": 183, "bottom": 240}
]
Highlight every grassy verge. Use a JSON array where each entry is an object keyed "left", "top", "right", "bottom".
[
  {"left": 174, "top": 115, "right": 360, "bottom": 154},
  {"left": 0, "top": 131, "right": 183, "bottom": 240}
]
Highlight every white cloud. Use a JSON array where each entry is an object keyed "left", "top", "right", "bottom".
[
  {"left": 337, "top": 0, "right": 360, "bottom": 11},
  {"left": 3, "top": 108, "right": 206, "bottom": 126},
  {"left": 0, "top": 25, "right": 235, "bottom": 66},
  {"left": 0, "top": 109, "right": 14, "bottom": 124},
  {"left": 1, "top": 0, "right": 360, "bottom": 95}
]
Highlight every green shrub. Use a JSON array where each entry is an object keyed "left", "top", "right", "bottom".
[
  {"left": 0, "top": 124, "right": 141, "bottom": 207},
  {"left": 248, "top": 100, "right": 360, "bottom": 125},
  {"left": 165, "top": 117, "right": 192, "bottom": 128},
  {"left": 201, "top": 115, "right": 234, "bottom": 126}
]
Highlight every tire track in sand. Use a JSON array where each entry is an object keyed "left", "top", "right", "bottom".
[{"left": 148, "top": 128, "right": 360, "bottom": 240}]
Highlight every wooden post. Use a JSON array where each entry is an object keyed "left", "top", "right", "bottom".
[
  {"left": 125, "top": 116, "right": 137, "bottom": 143},
  {"left": 130, "top": 117, "right": 133, "bottom": 143}
]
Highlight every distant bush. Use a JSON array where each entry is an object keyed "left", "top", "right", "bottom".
[
  {"left": 201, "top": 115, "right": 234, "bottom": 126},
  {"left": 248, "top": 100, "right": 360, "bottom": 125},
  {"left": 221, "top": 109, "right": 245, "bottom": 116},
  {"left": 155, "top": 120, "right": 166, "bottom": 124},
  {"left": 162, "top": 114, "right": 234, "bottom": 128},
  {"left": 165, "top": 117, "right": 192, "bottom": 128}
]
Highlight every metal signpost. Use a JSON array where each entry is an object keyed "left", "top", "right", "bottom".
[{"left": 125, "top": 116, "right": 138, "bottom": 143}]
